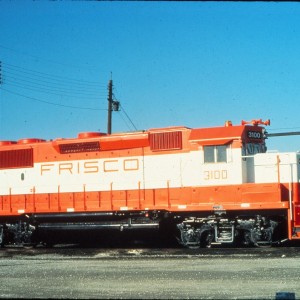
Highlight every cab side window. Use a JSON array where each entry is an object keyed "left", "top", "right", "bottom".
[{"left": 204, "top": 145, "right": 227, "bottom": 163}]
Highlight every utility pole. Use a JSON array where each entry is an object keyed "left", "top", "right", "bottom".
[
  {"left": 107, "top": 79, "right": 120, "bottom": 134},
  {"left": 107, "top": 79, "right": 113, "bottom": 134}
]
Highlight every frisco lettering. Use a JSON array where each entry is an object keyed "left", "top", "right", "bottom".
[{"left": 40, "top": 159, "right": 139, "bottom": 175}]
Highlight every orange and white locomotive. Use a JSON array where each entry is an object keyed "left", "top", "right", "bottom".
[{"left": 0, "top": 119, "right": 300, "bottom": 247}]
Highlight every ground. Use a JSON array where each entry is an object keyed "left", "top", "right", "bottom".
[{"left": 0, "top": 245, "right": 299, "bottom": 299}]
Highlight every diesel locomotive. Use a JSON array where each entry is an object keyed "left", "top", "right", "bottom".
[{"left": 1, "top": 119, "right": 299, "bottom": 248}]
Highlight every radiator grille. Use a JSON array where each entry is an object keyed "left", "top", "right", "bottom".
[
  {"left": 0, "top": 149, "right": 33, "bottom": 169},
  {"left": 149, "top": 131, "right": 182, "bottom": 151},
  {"left": 59, "top": 141, "right": 100, "bottom": 154}
]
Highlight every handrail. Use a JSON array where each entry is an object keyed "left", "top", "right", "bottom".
[{"left": 288, "top": 162, "right": 293, "bottom": 220}]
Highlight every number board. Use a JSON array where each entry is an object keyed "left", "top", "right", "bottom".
[{"left": 247, "top": 131, "right": 262, "bottom": 140}]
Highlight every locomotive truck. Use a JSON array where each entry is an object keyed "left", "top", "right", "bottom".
[{"left": 0, "top": 119, "right": 300, "bottom": 248}]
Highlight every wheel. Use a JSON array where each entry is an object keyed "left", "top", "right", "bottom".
[
  {"left": 177, "top": 224, "right": 201, "bottom": 248},
  {"left": 200, "top": 231, "right": 214, "bottom": 248}
]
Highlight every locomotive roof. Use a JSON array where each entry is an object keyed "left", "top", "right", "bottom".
[
  {"left": 189, "top": 124, "right": 249, "bottom": 145},
  {"left": 0, "top": 122, "right": 265, "bottom": 150}
]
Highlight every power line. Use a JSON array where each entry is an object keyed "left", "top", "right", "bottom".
[
  {"left": 1, "top": 88, "right": 107, "bottom": 111},
  {"left": 4, "top": 75, "right": 103, "bottom": 97},
  {"left": 2, "top": 64, "right": 106, "bottom": 95},
  {"left": 117, "top": 110, "right": 136, "bottom": 131},
  {"left": 3, "top": 70, "right": 104, "bottom": 94},
  {"left": 4, "top": 81, "right": 103, "bottom": 100},
  {"left": 119, "top": 103, "right": 138, "bottom": 131},
  {"left": 0, "top": 44, "right": 100, "bottom": 72},
  {"left": 1, "top": 59, "right": 138, "bottom": 131},
  {"left": 3, "top": 62, "right": 104, "bottom": 87},
  {"left": 0, "top": 60, "right": 108, "bottom": 107}
]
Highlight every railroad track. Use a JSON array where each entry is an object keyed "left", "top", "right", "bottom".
[{"left": 1, "top": 242, "right": 300, "bottom": 259}]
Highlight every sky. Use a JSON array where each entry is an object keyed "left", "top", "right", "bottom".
[{"left": 1, "top": 2, "right": 300, "bottom": 152}]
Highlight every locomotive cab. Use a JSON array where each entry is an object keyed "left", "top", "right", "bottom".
[{"left": 177, "top": 119, "right": 293, "bottom": 248}]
